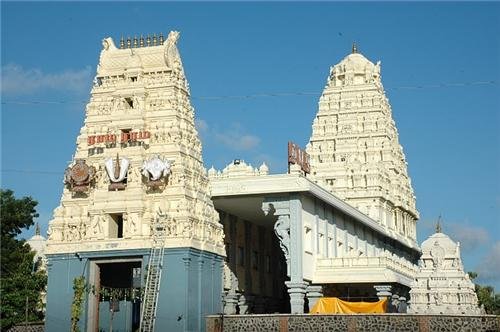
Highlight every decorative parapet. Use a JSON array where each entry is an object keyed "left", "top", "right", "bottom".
[
  {"left": 96, "top": 30, "right": 188, "bottom": 91},
  {"left": 117, "top": 33, "right": 167, "bottom": 49},
  {"left": 314, "top": 256, "right": 418, "bottom": 285},
  {"left": 208, "top": 160, "right": 269, "bottom": 179}
]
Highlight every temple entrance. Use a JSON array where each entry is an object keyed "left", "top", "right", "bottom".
[
  {"left": 87, "top": 259, "right": 142, "bottom": 332},
  {"left": 214, "top": 195, "right": 290, "bottom": 314}
]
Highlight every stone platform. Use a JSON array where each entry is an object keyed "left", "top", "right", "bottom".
[{"left": 206, "top": 314, "right": 500, "bottom": 332}]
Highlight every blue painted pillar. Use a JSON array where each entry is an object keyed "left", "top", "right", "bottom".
[
  {"left": 287, "top": 194, "right": 308, "bottom": 313},
  {"left": 262, "top": 194, "right": 308, "bottom": 314}
]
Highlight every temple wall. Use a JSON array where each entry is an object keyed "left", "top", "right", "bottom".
[
  {"left": 45, "top": 255, "right": 85, "bottom": 331},
  {"left": 206, "top": 314, "right": 500, "bottom": 332},
  {"left": 300, "top": 194, "right": 417, "bottom": 283},
  {"left": 45, "top": 248, "right": 223, "bottom": 332}
]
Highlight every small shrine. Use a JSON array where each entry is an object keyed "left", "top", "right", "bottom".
[{"left": 409, "top": 220, "right": 481, "bottom": 314}]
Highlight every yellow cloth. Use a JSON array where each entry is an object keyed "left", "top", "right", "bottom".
[{"left": 310, "top": 297, "right": 387, "bottom": 314}]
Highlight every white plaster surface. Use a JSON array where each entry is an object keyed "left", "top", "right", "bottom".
[
  {"left": 45, "top": 32, "right": 224, "bottom": 256},
  {"left": 409, "top": 231, "right": 481, "bottom": 314}
]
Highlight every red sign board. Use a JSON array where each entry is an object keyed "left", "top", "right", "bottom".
[
  {"left": 88, "top": 131, "right": 150, "bottom": 146},
  {"left": 288, "top": 141, "right": 310, "bottom": 174}
]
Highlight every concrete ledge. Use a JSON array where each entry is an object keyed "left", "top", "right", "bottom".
[{"left": 206, "top": 314, "right": 500, "bottom": 332}]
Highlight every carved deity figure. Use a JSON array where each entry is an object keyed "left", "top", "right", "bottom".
[
  {"left": 125, "top": 213, "right": 138, "bottom": 235},
  {"left": 90, "top": 215, "right": 103, "bottom": 237},
  {"left": 430, "top": 241, "right": 445, "bottom": 269}
]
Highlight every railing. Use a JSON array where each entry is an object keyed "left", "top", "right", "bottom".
[{"left": 316, "top": 255, "right": 417, "bottom": 278}]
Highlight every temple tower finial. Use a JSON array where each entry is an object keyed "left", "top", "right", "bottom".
[
  {"left": 436, "top": 215, "right": 442, "bottom": 233},
  {"left": 35, "top": 222, "right": 41, "bottom": 236},
  {"left": 352, "top": 42, "right": 358, "bottom": 54}
]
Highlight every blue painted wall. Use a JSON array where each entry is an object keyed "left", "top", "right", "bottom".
[
  {"left": 45, "top": 254, "right": 86, "bottom": 331},
  {"left": 155, "top": 248, "right": 223, "bottom": 332},
  {"left": 45, "top": 248, "right": 223, "bottom": 332}
]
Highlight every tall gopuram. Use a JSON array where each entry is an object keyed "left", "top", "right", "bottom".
[
  {"left": 306, "top": 45, "right": 419, "bottom": 246},
  {"left": 44, "top": 32, "right": 224, "bottom": 332},
  {"left": 409, "top": 222, "right": 481, "bottom": 315}
]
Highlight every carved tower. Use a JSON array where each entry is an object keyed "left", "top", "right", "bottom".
[
  {"left": 44, "top": 32, "right": 224, "bottom": 332},
  {"left": 409, "top": 225, "right": 481, "bottom": 314},
  {"left": 306, "top": 45, "right": 419, "bottom": 244}
]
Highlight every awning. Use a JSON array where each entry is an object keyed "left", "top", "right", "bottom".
[{"left": 310, "top": 297, "right": 387, "bottom": 314}]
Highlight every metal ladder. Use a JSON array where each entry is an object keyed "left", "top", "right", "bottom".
[{"left": 140, "top": 212, "right": 167, "bottom": 332}]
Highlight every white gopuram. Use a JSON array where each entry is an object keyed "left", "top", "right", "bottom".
[
  {"left": 45, "top": 31, "right": 224, "bottom": 256},
  {"left": 27, "top": 223, "right": 47, "bottom": 270},
  {"left": 306, "top": 44, "right": 418, "bottom": 246},
  {"left": 409, "top": 222, "right": 481, "bottom": 314},
  {"left": 44, "top": 32, "right": 224, "bottom": 332}
]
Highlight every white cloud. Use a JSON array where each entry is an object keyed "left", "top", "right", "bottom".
[
  {"left": 215, "top": 132, "right": 260, "bottom": 151},
  {"left": 199, "top": 120, "right": 260, "bottom": 151},
  {"left": 195, "top": 118, "right": 209, "bottom": 134},
  {"left": 1, "top": 63, "right": 93, "bottom": 95},
  {"left": 447, "top": 222, "right": 490, "bottom": 251},
  {"left": 476, "top": 241, "right": 500, "bottom": 284}
]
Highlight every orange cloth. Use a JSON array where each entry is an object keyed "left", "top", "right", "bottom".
[{"left": 310, "top": 297, "right": 387, "bottom": 314}]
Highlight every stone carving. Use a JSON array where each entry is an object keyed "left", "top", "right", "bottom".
[
  {"left": 164, "top": 31, "right": 183, "bottom": 72},
  {"left": 89, "top": 215, "right": 104, "bottom": 238},
  {"left": 409, "top": 227, "right": 480, "bottom": 314},
  {"left": 124, "top": 212, "right": 139, "bottom": 236},
  {"left": 274, "top": 216, "right": 291, "bottom": 257},
  {"left": 64, "top": 159, "right": 96, "bottom": 192},
  {"left": 105, "top": 154, "right": 130, "bottom": 190},
  {"left": 141, "top": 156, "right": 172, "bottom": 188},
  {"left": 101, "top": 37, "right": 117, "bottom": 51}
]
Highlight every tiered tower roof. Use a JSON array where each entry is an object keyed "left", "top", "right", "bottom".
[
  {"left": 46, "top": 31, "right": 224, "bottom": 256},
  {"left": 306, "top": 45, "right": 418, "bottom": 244}
]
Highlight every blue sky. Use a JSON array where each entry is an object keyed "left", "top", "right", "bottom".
[{"left": 2, "top": 2, "right": 499, "bottom": 289}]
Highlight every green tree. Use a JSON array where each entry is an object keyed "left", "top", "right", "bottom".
[
  {"left": 1, "top": 189, "right": 47, "bottom": 329},
  {"left": 468, "top": 271, "right": 500, "bottom": 315}
]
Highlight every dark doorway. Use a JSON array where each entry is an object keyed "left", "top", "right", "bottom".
[{"left": 97, "top": 261, "right": 142, "bottom": 332}]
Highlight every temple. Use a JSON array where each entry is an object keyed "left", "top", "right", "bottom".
[
  {"left": 409, "top": 221, "right": 481, "bottom": 314},
  {"left": 41, "top": 32, "right": 445, "bottom": 331}
]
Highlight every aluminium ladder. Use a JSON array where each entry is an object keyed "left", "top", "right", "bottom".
[{"left": 140, "top": 212, "right": 167, "bottom": 332}]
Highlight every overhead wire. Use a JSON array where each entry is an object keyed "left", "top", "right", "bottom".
[
  {"left": 1, "top": 79, "right": 497, "bottom": 176},
  {"left": 0, "top": 80, "right": 497, "bottom": 106}
]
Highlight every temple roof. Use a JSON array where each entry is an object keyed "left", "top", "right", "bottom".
[
  {"left": 337, "top": 52, "right": 376, "bottom": 72},
  {"left": 421, "top": 232, "right": 458, "bottom": 255},
  {"left": 326, "top": 46, "right": 382, "bottom": 87}
]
